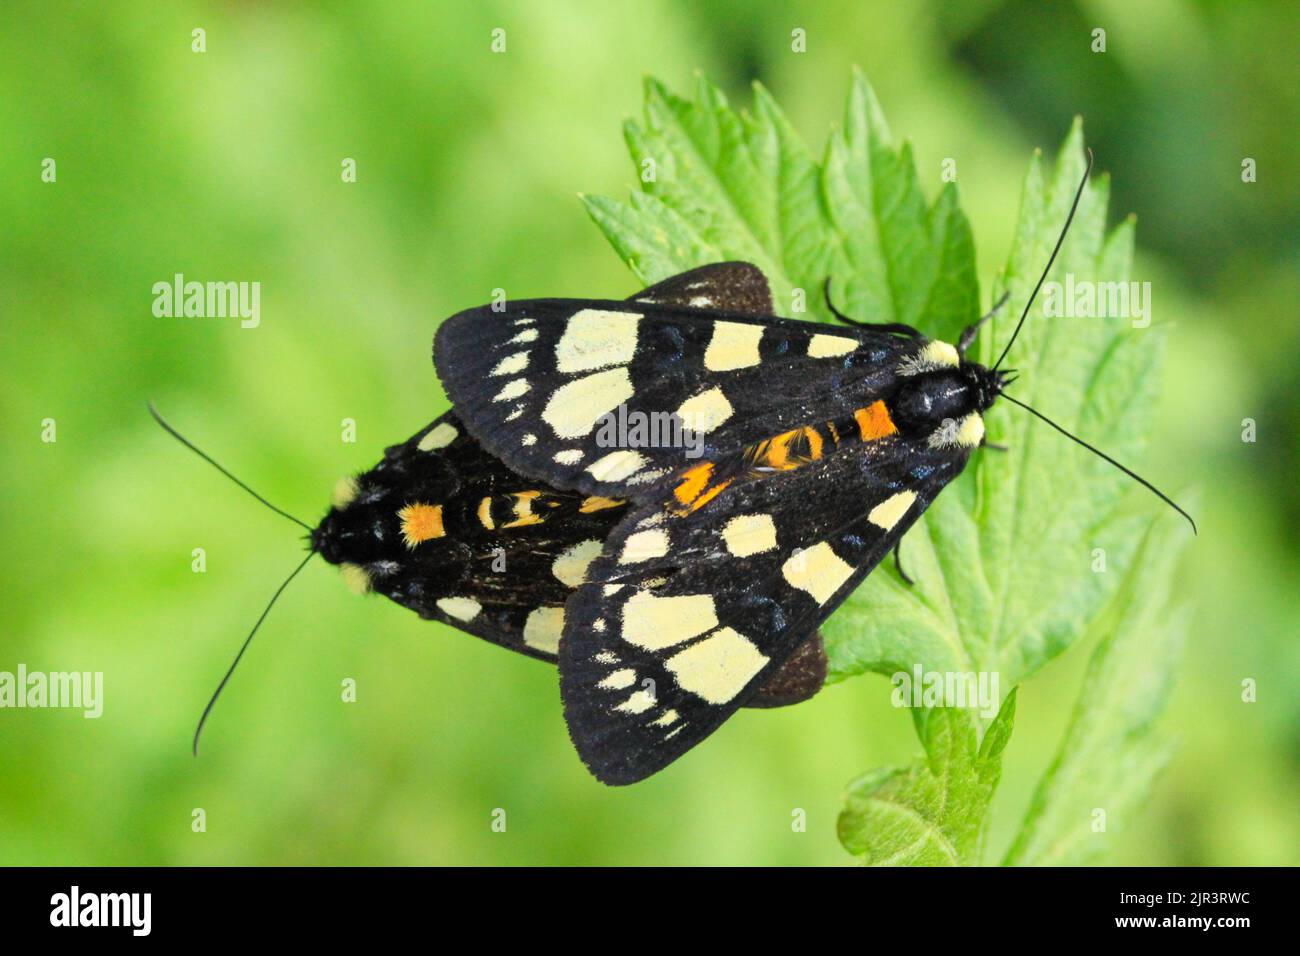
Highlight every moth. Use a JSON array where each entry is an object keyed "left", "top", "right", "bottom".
[{"left": 159, "top": 149, "right": 1192, "bottom": 784}]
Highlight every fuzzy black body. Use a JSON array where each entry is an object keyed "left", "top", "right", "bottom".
[{"left": 432, "top": 262, "right": 1005, "bottom": 783}]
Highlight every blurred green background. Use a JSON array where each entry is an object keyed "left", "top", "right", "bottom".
[{"left": 1, "top": 1, "right": 1296, "bottom": 866}]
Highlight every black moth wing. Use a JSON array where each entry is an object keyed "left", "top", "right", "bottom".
[
  {"left": 337, "top": 411, "right": 826, "bottom": 707},
  {"left": 558, "top": 435, "right": 971, "bottom": 785},
  {"left": 433, "top": 264, "right": 919, "bottom": 500},
  {"left": 630, "top": 260, "right": 774, "bottom": 314}
]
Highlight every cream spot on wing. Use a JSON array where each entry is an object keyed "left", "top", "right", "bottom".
[
  {"left": 598, "top": 668, "right": 636, "bottom": 691},
  {"left": 867, "top": 490, "right": 917, "bottom": 531},
  {"left": 665, "top": 627, "right": 769, "bottom": 705},
  {"left": 554, "top": 309, "right": 640, "bottom": 373},
  {"left": 494, "top": 378, "right": 530, "bottom": 402},
  {"left": 592, "top": 618, "right": 606, "bottom": 633},
  {"left": 782, "top": 542, "right": 854, "bottom": 604},
  {"left": 615, "top": 689, "right": 657, "bottom": 714},
  {"left": 652, "top": 709, "right": 679, "bottom": 727},
  {"left": 554, "top": 449, "right": 583, "bottom": 465},
  {"left": 704, "top": 321, "right": 764, "bottom": 371},
  {"left": 491, "top": 350, "right": 530, "bottom": 377},
  {"left": 621, "top": 591, "right": 718, "bottom": 651},
  {"left": 721, "top": 513, "right": 778, "bottom": 557},
  {"left": 331, "top": 475, "right": 359, "bottom": 509},
  {"left": 603, "top": 584, "right": 625, "bottom": 596},
  {"left": 688, "top": 295, "right": 712, "bottom": 308},
  {"left": 339, "top": 562, "right": 370, "bottom": 595},
  {"left": 417, "top": 422, "right": 458, "bottom": 451},
  {"left": 594, "top": 651, "right": 619, "bottom": 665},
  {"left": 436, "top": 596, "right": 482, "bottom": 621},
  {"left": 551, "top": 538, "right": 603, "bottom": 588},
  {"left": 585, "top": 449, "right": 646, "bottom": 482},
  {"left": 541, "top": 368, "right": 634, "bottom": 438},
  {"left": 807, "top": 333, "right": 859, "bottom": 358},
  {"left": 675, "top": 386, "right": 734, "bottom": 434},
  {"left": 522, "top": 606, "right": 565, "bottom": 654},
  {"left": 620, "top": 528, "right": 669, "bottom": 563},
  {"left": 508, "top": 328, "right": 539, "bottom": 344}
]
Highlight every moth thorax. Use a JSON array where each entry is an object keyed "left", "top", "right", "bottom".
[{"left": 891, "top": 370, "right": 982, "bottom": 432}]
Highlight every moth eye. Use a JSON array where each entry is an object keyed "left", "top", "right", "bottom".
[{"left": 331, "top": 475, "right": 360, "bottom": 510}]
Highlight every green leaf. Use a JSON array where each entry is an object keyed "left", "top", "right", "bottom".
[
  {"left": 837, "top": 689, "right": 1018, "bottom": 866},
  {"left": 583, "top": 70, "right": 978, "bottom": 338},
  {"left": 1003, "top": 510, "right": 1189, "bottom": 865}
]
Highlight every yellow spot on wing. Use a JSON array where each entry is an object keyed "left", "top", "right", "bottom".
[
  {"left": 807, "top": 333, "right": 858, "bottom": 358},
  {"left": 621, "top": 591, "right": 718, "bottom": 651},
  {"left": 523, "top": 606, "right": 565, "bottom": 654},
  {"left": 721, "top": 513, "right": 778, "bottom": 557},
  {"left": 782, "top": 542, "right": 854, "bottom": 604},
  {"left": 436, "top": 596, "right": 481, "bottom": 621},
  {"left": 704, "top": 321, "right": 764, "bottom": 371},
  {"left": 664, "top": 627, "right": 769, "bottom": 705},
  {"left": 477, "top": 496, "right": 495, "bottom": 530},
  {"left": 541, "top": 368, "right": 634, "bottom": 438},
  {"left": 868, "top": 490, "right": 917, "bottom": 531},
  {"left": 552, "top": 538, "right": 603, "bottom": 587},
  {"left": 554, "top": 309, "right": 640, "bottom": 373},
  {"left": 417, "top": 422, "right": 458, "bottom": 451}
]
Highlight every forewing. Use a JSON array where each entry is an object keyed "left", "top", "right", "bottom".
[
  {"left": 557, "top": 438, "right": 970, "bottom": 784},
  {"left": 434, "top": 269, "right": 920, "bottom": 499}
]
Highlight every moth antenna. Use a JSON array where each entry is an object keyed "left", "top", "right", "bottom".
[
  {"left": 193, "top": 550, "right": 317, "bottom": 755},
  {"left": 992, "top": 147, "right": 1094, "bottom": 372},
  {"left": 148, "top": 402, "right": 312, "bottom": 531},
  {"left": 1000, "top": 392, "right": 1196, "bottom": 534}
]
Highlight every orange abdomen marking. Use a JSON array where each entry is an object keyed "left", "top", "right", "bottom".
[{"left": 854, "top": 400, "right": 898, "bottom": 441}]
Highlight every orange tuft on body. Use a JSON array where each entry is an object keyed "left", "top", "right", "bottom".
[
  {"left": 399, "top": 502, "right": 445, "bottom": 548},
  {"left": 854, "top": 400, "right": 898, "bottom": 441}
]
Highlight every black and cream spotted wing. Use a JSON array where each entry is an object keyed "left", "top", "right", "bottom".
[
  {"left": 313, "top": 409, "right": 827, "bottom": 706},
  {"left": 434, "top": 260, "right": 999, "bottom": 782},
  {"left": 558, "top": 433, "right": 964, "bottom": 784},
  {"left": 433, "top": 263, "right": 922, "bottom": 499}
]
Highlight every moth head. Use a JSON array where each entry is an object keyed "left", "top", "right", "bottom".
[
  {"left": 311, "top": 476, "right": 394, "bottom": 568},
  {"left": 966, "top": 362, "right": 1012, "bottom": 412}
]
